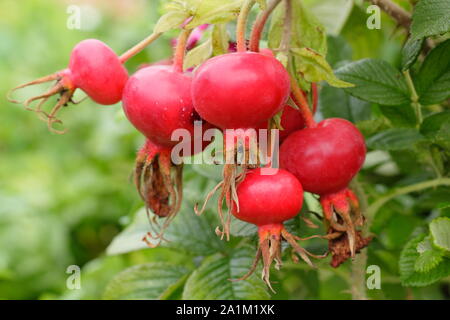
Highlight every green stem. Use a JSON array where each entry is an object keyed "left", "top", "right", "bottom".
[
  {"left": 279, "top": 0, "right": 292, "bottom": 55},
  {"left": 236, "top": 0, "right": 255, "bottom": 52},
  {"left": 403, "top": 70, "right": 422, "bottom": 127},
  {"left": 366, "top": 178, "right": 450, "bottom": 219},
  {"left": 249, "top": 0, "right": 282, "bottom": 52},
  {"left": 350, "top": 179, "right": 369, "bottom": 300},
  {"left": 119, "top": 32, "right": 161, "bottom": 63},
  {"left": 428, "top": 151, "right": 442, "bottom": 178}
]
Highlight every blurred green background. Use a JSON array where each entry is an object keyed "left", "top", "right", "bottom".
[
  {"left": 0, "top": 0, "right": 174, "bottom": 299},
  {"left": 0, "top": 0, "right": 448, "bottom": 300}
]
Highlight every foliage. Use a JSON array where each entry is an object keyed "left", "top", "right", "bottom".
[{"left": 1, "top": 0, "right": 450, "bottom": 300}]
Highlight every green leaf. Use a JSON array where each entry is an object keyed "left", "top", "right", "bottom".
[
  {"left": 319, "top": 84, "right": 371, "bottom": 122},
  {"left": 335, "top": 59, "right": 410, "bottom": 105},
  {"left": 268, "top": 0, "right": 327, "bottom": 55},
  {"left": 417, "top": 236, "right": 433, "bottom": 254},
  {"left": 211, "top": 24, "right": 229, "bottom": 56},
  {"left": 415, "top": 250, "right": 444, "bottom": 273},
  {"left": 182, "top": 246, "right": 270, "bottom": 299},
  {"left": 401, "top": 37, "right": 424, "bottom": 71},
  {"left": 411, "top": 0, "right": 450, "bottom": 40},
  {"left": 103, "top": 263, "right": 190, "bottom": 300},
  {"left": 154, "top": 11, "right": 190, "bottom": 34},
  {"left": 340, "top": 5, "right": 384, "bottom": 60},
  {"left": 291, "top": 47, "right": 353, "bottom": 88},
  {"left": 379, "top": 104, "right": 417, "bottom": 128},
  {"left": 106, "top": 203, "right": 225, "bottom": 256},
  {"left": 420, "top": 111, "right": 450, "bottom": 149},
  {"left": 415, "top": 39, "right": 450, "bottom": 105},
  {"left": 105, "top": 207, "right": 151, "bottom": 255},
  {"left": 255, "top": 0, "right": 266, "bottom": 10},
  {"left": 303, "top": 0, "right": 354, "bottom": 35},
  {"left": 400, "top": 234, "right": 450, "bottom": 287},
  {"left": 356, "top": 118, "right": 390, "bottom": 137},
  {"left": 430, "top": 217, "right": 450, "bottom": 252},
  {"left": 186, "top": 0, "right": 244, "bottom": 28},
  {"left": 184, "top": 39, "right": 212, "bottom": 70},
  {"left": 230, "top": 217, "right": 257, "bottom": 237},
  {"left": 326, "top": 35, "right": 352, "bottom": 68},
  {"left": 415, "top": 237, "right": 444, "bottom": 273},
  {"left": 438, "top": 202, "right": 450, "bottom": 210},
  {"left": 366, "top": 128, "right": 424, "bottom": 151}
]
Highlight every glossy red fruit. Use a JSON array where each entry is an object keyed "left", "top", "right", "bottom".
[
  {"left": 9, "top": 39, "right": 128, "bottom": 133},
  {"left": 122, "top": 65, "right": 212, "bottom": 240},
  {"left": 69, "top": 39, "right": 128, "bottom": 104},
  {"left": 232, "top": 168, "right": 303, "bottom": 226},
  {"left": 280, "top": 118, "right": 366, "bottom": 195},
  {"left": 259, "top": 48, "right": 274, "bottom": 57},
  {"left": 122, "top": 65, "right": 204, "bottom": 148},
  {"left": 279, "top": 105, "right": 306, "bottom": 143},
  {"left": 230, "top": 168, "right": 324, "bottom": 290},
  {"left": 192, "top": 52, "right": 290, "bottom": 130}
]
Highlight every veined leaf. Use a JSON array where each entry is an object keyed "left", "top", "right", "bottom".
[
  {"left": 230, "top": 217, "right": 257, "bottom": 237},
  {"left": 303, "top": 0, "right": 354, "bottom": 35},
  {"left": 159, "top": 0, "right": 244, "bottom": 29},
  {"left": 106, "top": 202, "right": 225, "bottom": 256},
  {"left": 335, "top": 59, "right": 410, "bottom": 105},
  {"left": 401, "top": 37, "right": 424, "bottom": 71},
  {"left": 326, "top": 35, "right": 352, "bottom": 68},
  {"left": 212, "top": 24, "right": 229, "bottom": 56},
  {"left": 411, "top": 0, "right": 450, "bottom": 40},
  {"left": 291, "top": 47, "right": 353, "bottom": 88},
  {"left": 103, "top": 263, "right": 190, "bottom": 300},
  {"left": 268, "top": 0, "right": 327, "bottom": 55},
  {"left": 415, "top": 249, "right": 444, "bottom": 273},
  {"left": 400, "top": 234, "right": 450, "bottom": 287},
  {"left": 379, "top": 104, "right": 417, "bottom": 128},
  {"left": 430, "top": 217, "right": 450, "bottom": 252},
  {"left": 415, "top": 237, "right": 444, "bottom": 273},
  {"left": 420, "top": 111, "right": 450, "bottom": 149},
  {"left": 319, "top": 84, "right": 371, "bottom": 122},
  {"left": 415, "top": 39, "right": 450, "bottom": 105},
  {"left": 182, "top": 246, "right": 270, "bottom": 299},
  {"left": 184, "top": 39, "right": 212, "bottom": 70},
  {"left": 366, "top": 128, "right": 424, "bottom": 151},
  {"left": 185, "top": 0, "right": 244, "bottom": 28},
  {"left": 154, "top": 10, "right": 190, "bottom": 33}
]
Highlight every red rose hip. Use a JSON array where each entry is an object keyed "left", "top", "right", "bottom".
[{"left": 280, "top": 118, "right": 366, "bottom": 195}]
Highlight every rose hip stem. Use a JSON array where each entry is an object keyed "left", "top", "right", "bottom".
[
  {"left": 236, "top": 0, "right": 256, "bottom": 52},
  {"left": 312, "top": 83, "right": 318, "bottom": 113},
  {"left": 119, "top": 32, "right": 161, "bottom": 63},
  {"left": 249, "top": 0, "right": 282, "bottom": 52},
  {"left": 173, "top": 29, "right": 193, "bottom": 73},
  {"left": 290, "top": 76, "right": 317, "bottom": 128}
]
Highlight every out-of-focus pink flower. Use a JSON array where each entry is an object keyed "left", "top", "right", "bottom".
[
  {"left": 187, "top": 24, "right": 209, "bottom": 50},
  {"left": 228, "top": 41, "right": 237, "bottom": 53},
  {"left": 171, "top": 23, "right": 209, "bottom": 50}
]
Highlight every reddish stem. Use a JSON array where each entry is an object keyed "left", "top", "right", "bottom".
[
  {"left": 173, "top": 29, "right": 192, "bottom": 73},
  {"left": 119, "top": 32, "right": 161, "bottom": 63},
  {"left": 236, "top": 0, "right": 255, "bottom": 52},
  {"left": 290, "top": 76, "right": 316, "bottom": 128},
  {"left": 312, "top": 83, "right": 318, "bottom": 114},
  {"left": 249, "top": 0, "right": 282, "bottom": 52}
]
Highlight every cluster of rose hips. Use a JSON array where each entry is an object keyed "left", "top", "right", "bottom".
[{"left": 9, "top": 22, "right": 370, "bottom": 290}]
